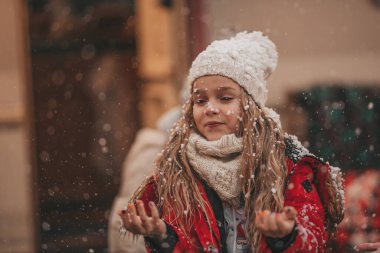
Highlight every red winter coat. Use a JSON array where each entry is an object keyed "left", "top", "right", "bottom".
[{"left": 137, "top": 149, "right": 341, "bottom": 252}]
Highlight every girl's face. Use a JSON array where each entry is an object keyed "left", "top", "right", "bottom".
[{"left": 192, "top": 75, "right": 242, "bottom": 141}]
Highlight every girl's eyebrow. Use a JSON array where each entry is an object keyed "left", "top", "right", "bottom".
[
  {"left": 193, "top": 88, "right": 207, "bottom": 94},
  {"left": 193, "top": 86, "right": 238, "bottom": 94},
  {"left": 216, "top": 86, "right": 238, "bottom": 92}
]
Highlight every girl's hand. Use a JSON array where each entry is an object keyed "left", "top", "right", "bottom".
[
  {"left": 118, "top": 200, "right": 167, "bottom": 242},
  {"left": 355, "top": 242, "right": 380, "bottom": 252},
  {"left": 255, "top": 206, "right": 297, "bottom": 238}
]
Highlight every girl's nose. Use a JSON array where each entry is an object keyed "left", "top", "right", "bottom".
[{"left": 204, "top": 102, "right": 220, "bottom": 115}]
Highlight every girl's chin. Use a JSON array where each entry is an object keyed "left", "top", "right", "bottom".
[
  {"left": 203, "top": 132, "right": 226, "bottom": 141},
  {"left": 206, "top": 136, "right": 222, "bottom": 141},
  {"left": 199, "top": 128, "right": 236, "bottom": 141}
]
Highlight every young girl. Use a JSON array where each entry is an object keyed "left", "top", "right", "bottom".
[{"left": 119, "top": 31, "right": 345, "bottom": 253}]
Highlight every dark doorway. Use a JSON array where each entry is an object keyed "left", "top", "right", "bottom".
[{"left": 27, "top": 1, "right": 138, "bottom": 252}]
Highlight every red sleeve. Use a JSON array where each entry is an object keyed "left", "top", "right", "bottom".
[
  {"left": 137, "top": 178, "right": 198, "bottom": 253},
  {"left": 262, "top": 158, "right": 328, "bottom": 253},
  {"left": 283, "top": 158, "right": 328, "bottom": 252}
]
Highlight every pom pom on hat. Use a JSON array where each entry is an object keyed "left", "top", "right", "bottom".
[{"left": 187, "top": 31, "right": 278, "bottom": 107}]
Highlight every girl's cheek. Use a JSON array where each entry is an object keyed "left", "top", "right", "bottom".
[{"left": 226, "top": 110, "right": 235, "bottom": 115}]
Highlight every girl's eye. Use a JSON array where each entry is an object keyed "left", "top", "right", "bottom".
[
  {"left": 195, "top": 99, "right": 207, "bottom": 105},
  {"left": 221, "top": 96, "right": 233, "bottom": 101}
]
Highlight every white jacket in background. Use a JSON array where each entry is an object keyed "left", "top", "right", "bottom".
[{"left": 108, "top": 128, "right": 167, "bottom": 253}]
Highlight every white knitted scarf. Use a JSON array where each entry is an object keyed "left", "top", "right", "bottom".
[{"left": 186, "top": 132, "right": 244, "bottom": 207}]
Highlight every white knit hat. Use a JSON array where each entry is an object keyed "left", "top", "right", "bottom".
[{"left": 187, "top": 31, "right": 278, "bottom": 107}]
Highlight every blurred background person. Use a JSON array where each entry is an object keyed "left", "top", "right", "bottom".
[{"left": 107, "top": 82, "right": 187, "bottom": 252}]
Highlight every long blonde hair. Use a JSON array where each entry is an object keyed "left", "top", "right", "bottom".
[
  {"left": 238, "top": 91, "right": 288, "bottom": 251},
  {"left": 131, "top": 85, "right": 287, "bottom": 251}
]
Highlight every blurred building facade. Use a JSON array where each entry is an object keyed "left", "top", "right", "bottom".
[{"left": 0, "top": 0, "right": 380, "bottom": 252}]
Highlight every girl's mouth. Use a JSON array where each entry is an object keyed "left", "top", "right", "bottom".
[{"left": 205, "top": 121, "right": 223, "bottom": 128}]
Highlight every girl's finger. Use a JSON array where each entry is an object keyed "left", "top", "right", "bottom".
[
  {"left": 119, "top": 210, "right": 130, "bottom": 223},
  {"left": 137, "top": 200, "right": 153, "bottom": 233},
  {"left": 127, "top": 212, "right": 132, "bottom": 224},
  {"left": 262, "top": 210, "right": 271, "bottom": 217},
  {"left": 283, "top": 206, "right": 297, "bottom": 220},
  {"left": 119, "top": 212, "right": 134, "bottom": 233},
  {"left": 356, "top": 242, "right": 380, "bottom": 251},
  {"left": 123, "top": 213, "right": 133, "bottom": 230},
  {"left": 118, "top": 209, "right": 127, "bottom": 218},
  {"left": 266, "top": 212, "right": 279, "bottom": 236},
  {"left": 275, "top": 212, "right": 295, "bottom": 237},
  {"left": 255, "top": 210, "right": 270, "bottom": 232},
  {"left": 136, "top": 201, "right": 149, "bottom": 223},
  {"left": 275, "top": 212, "right": 288, "bottom": 232},
  {"left": 261, "top": 210, "right": 271, "bottom": 229},
  {"left": 118, "top": 210, "right": 130, "bottom": 224},
  {"left": 128, "top": 203, "right": 145, "bottom": 232},
  {"left": 149, "top": 202, "right": 166, "bottom": 235},
  {"left": 149, "top": 201, "right": 160, "bottom": 221},
  {"left": 255, "top": 212, "right": 265, "bottom": 228},
  {"left": 118, "top": 210, "right": 129, "bottom": 228},
  {"left": 128, "top": 203, "right": 137, "bottom": 217}
]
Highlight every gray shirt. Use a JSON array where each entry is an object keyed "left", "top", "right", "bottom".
[{"left": 223, "top": 203, "right": 250, "bottom": 253}]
